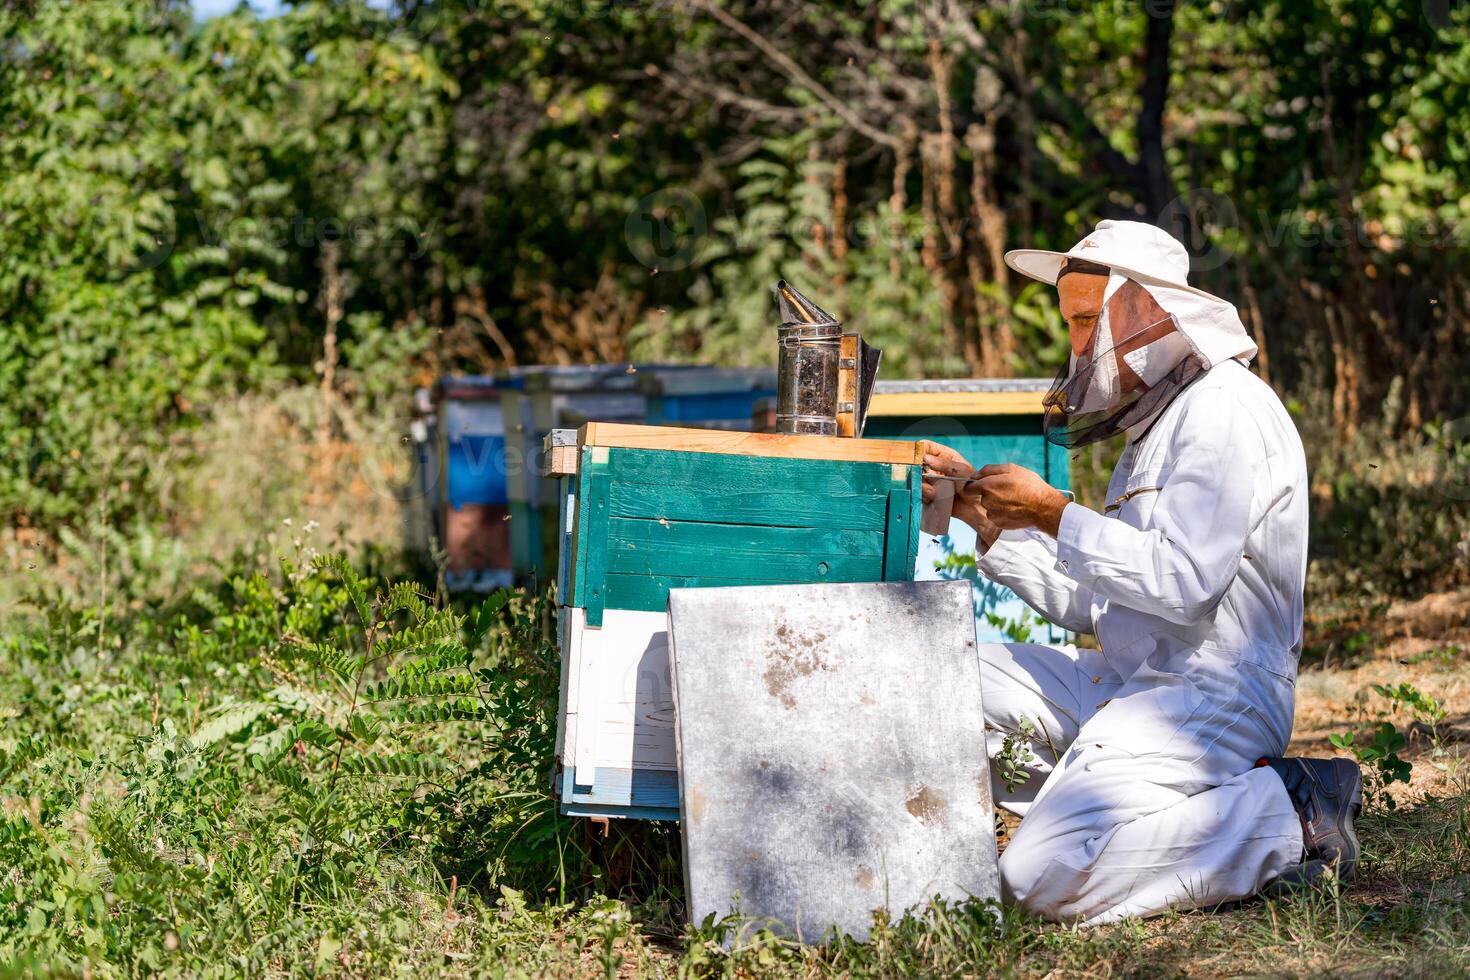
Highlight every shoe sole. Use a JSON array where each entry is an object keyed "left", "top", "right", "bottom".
[{"left": 1332, "top": 758, "right": 1363, "bottom": 878}]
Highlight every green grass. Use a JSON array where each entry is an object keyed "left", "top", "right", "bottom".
[{"left": 2, "top": 549, "right": 1468, "bottom": 977}]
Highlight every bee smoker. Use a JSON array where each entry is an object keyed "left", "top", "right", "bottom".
[{"left": 773, "top": 280, "right": 882, "bottom": 437}]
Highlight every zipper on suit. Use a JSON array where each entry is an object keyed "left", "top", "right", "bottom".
[{"left": 1104, "top": 485, "right": 1162, "bottom": 514}]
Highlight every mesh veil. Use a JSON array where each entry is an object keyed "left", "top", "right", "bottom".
[{"left": 1042, "top": 274, "right": 1212, "bottom": 448}]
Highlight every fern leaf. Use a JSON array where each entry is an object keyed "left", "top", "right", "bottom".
[
  {"left": 387, "top": 698, "right": 486, "bottom": 724},
  {"left": 288, "top": 640, "right": 362, "bottom": 683},
  {"left": 348, "top": 713, "right": 384, "bottom": 745},
  {"left": 263, "top": 762, "right": 312, "bottom": 798},
  {"left": 373, "top": 614, "right": 460, "bottom": 658},
  {"left": 311, "top": 553, "right": 371, "bottom": 625},
  {"left": 387, "top": 643, "right": 472, "bottom": 679},
  {"left": 337, "top": 752, "right": 447, "bottom": 778},
  {"left": 92, "top": 810, "right": 189, "bottom": 883},
  {"left": 380, "top": 581, "right": 432, "bottom": 623},
  {"left": 192, "top": 701, "right": 271, "bottom": 748},
  {"left": 363, "top": 672, "right": 476, "bottom": 703},
  {"left": 291, "top": 719, "right": 339, "bottom": 749}
]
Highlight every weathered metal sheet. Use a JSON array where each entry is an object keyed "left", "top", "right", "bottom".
[{"left": 667, "top": 580, "right": 998, "bottom": 942}]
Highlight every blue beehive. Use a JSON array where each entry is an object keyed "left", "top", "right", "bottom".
[
  {"left": 435, "top": 376, "right": 518, "bottom": 591},
  {"left": 637, "top": 367, "right": 777, "bottom": 430}
]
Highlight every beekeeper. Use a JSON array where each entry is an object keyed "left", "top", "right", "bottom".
[{"left": 922, "top": 220, "right": 1361, "bottom": 925}]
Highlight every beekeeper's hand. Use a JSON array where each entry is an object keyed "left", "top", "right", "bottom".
[
  {"left": 973, "top": 463, "right": 1072, "bottom": 537},
  {"left": 920, "top": 441, "right": 1001, "bottom": 550}
]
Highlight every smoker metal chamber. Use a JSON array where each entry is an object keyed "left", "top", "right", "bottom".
[
  {"left": 776, "top": 321, "right": 842, "bottom": 435},
  {"left": 772, "top": 279, "right": 882, "bottom": 437}
]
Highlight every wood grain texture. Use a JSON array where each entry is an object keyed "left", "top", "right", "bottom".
[
  {"left": 609, "top": 550, "right": 879, "bottom": 582},
  {"left": 605, "top": 567, "right": 885, "bottom": 612},
  {"left": 581, "top": 421, "right": 923, "bottom": 464},
  {"left": 610, "top": 515, "right": 884, "bottom": 553},
  {"left": 583, "top": 458, "right": 612, "bottom": 626},
  {"left": 608, "top": 446, "right": 895, "bottom": 496},
  {"left": 866, "top": 389, "right": 1046, "bottom": 416},
  {"left": 566, "top": 449, "right": 594, "bottom": 608},
  {"left": 836, "top": 334, "right": 859, "bottom": 438},
  {"left": 882, "top": 488, "right": 913, "bottom": 580},
  {"left": 608, "top": 483, "right": 890, "bottom": 531}
]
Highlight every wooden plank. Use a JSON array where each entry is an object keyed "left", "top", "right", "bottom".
[
  {"left": 607, "top": 447, "right": 895, "bottom": 497},
  {"left": 567, "top": 449, "right": 594, "bottom": 608},
  {"left": 583, "top": 455, "right": 612, "bottom": 627},
  {"left": 563, "top": 767, "right": 680, "bottom": 818},
  {"left": 571, "top": 607, "right": 600, "bottom": 778},
  {"left": 607, "top": 483, "right": 888, "bottom": 531},
  {"left": 542, "top": 443, "right": 579, "bottom": 477},
  {"left": 609, "top": 537, "right": 881, "bottom": 581},
  {"left": 581, "top": 421, "right": 923, "bottom": 465},
  {"left": 605, "top": 569, "right": 882, "bottom": 613},
  {"left": 610, "top": 517, "right": 884, "bottom": 556},
  {"left": 836, "top": 333, "right": 859, "bottom": 437},
  {"left": 882, "top": 488, "right": 913, "bottom": 580},
  {"left": 874, "top": 378, "right": 1051, "bottom": 393},
  {"left": 903, "top": 467, "right": 922, "bottom": 576},
  {"left": 909, "top": 468, "right": 924, "bottom": 568},
  {"left": 553, "top": 604, "right": 573, "bottom": 769},
  {"left": 554, "top": 476, "right": 572, "bottom": 604},
  {"left": 866, "top": 389, "right": 1045, "bottom": 417}
]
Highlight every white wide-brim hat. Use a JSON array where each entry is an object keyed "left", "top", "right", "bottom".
[
  {"left": 1006, "top": 218, "right": 1257, "bottom": 371},
  {"left": 1004, "top": 218, "right": 1225, "bottom": 304}
]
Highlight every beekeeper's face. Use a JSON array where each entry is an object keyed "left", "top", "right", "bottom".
[{"left": 1057, "top": 261, "right": 1108, "bottom": 357}]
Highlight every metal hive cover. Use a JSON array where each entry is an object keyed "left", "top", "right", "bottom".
[{"left": 667, "top": 580, "right": 999, "bottom": 943}]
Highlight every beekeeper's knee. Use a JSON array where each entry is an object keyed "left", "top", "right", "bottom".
[{"left": 998, "top": 837, "right": 1061, "bottom": 916}]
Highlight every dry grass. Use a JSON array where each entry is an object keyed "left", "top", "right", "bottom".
[{"left": 0, "top": 388, "right": 416, "bottom": 622}]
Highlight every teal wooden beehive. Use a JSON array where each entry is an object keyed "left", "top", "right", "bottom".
[
  {"left": 863, "top": 379, "right": 1071, "bottom": 643},
  {"left": 547, "top": 422, "right": 926, "bottom": 821}
]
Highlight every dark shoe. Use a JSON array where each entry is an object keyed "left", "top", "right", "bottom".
[
  {"left": 1260, "top": 857, "right": 1339, "bottom": 897},
  {"left": 1257, "top": 756, "right": 1363, "bottom": 879}
]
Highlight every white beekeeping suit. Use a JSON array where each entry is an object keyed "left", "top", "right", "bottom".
[{"left": 977, "top": 222, "right": 1310, "bottom": 924}]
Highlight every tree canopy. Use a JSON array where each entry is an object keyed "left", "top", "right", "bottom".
[{"left": 3, "top": 0, "right": 1469, "bottom": 532}]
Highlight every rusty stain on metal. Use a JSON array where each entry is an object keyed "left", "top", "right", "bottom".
[
  {"left": 904, "top": 785, "right": 948, "bottom": 825},
  {"left": 762, "top": 622, "right": 831, "bottom": 709}
]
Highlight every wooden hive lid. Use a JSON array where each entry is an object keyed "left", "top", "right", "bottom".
[
  {"left": 868, "top": 378, "right": 1051, "bottom": 417},
  {"left": 578, "top": 422, "right": 923, "bottom": 465}
]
